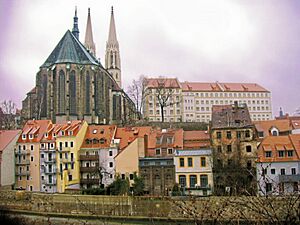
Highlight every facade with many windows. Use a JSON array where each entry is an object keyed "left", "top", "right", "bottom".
[{"left": 143, "top": 78, "right": 272, "bottom": 123}]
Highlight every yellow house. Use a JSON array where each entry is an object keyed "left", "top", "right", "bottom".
[
  {"left": 55, "top": 121, "right": 88, "bottom": 193},
  {"left": 114, "top": 137, "right": 145, "bottom": 185},
  {"left": 174, "top": 149, "right": 213, "bottom": 196}
]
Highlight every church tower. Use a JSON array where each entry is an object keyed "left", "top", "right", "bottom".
[
  {"left": 105, "top": 6, "right": 122, "bottom": 88},
  {"left": 84, "top": 8, "right": 96, "bottom": 56}
]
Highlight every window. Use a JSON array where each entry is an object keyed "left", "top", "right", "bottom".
[
  {"left": 41, "top": 154, "right": 44, "bottom": 159},
  {"left": 245, "top": 130, "right": 250, "bottom": 138},
  {"left": 129, "top": 174, "right": 134, "bottom": 180},
  {"left": 109, "top": 150, "right": 113, "bottom": 156},
  {"left": 278, "top": 151, "right": 284, "bottom": 157},
  {"left": 201, "top": 157, "right": 206, "bottom": 167},
  {"left": 70, "top": 142, "right": 74, "bottom": 148},
  {"left": 190, "top": 175, "right": 197, "bottom": 188},
  {"left": 68, "top": 175, "right": 72, "bottom": 181},
  {"left": 227, "top": 145, "right": 232, "bottom": 152},
  {"left": 59, "top": 142, "right": 63, "bottom": 151},
  {"left": 188, "top": 158, "right": 193, "bottom": 167},
  {"left": 65, "top": 142, "right": 68, "bottom": 148},
  {"left": 179, "top": 175, "right": 186, "bottom": 187},
  {"left": 226, "top": 131, "right": 231, "bottom": 139},
  {"left": 246, "top": 146, "right": 252, "bottom": 153},
  {"left": 291, "top": 168, "right": 296, "bottom": 175},
  {"left": 156, "top": 137, "right": 161, "bottom": 144},
  {"left": 266, "top": 183, "right": 272, "bottom": 193},
  {"left": 179, "top": 158, "right": 185, "bottom": 167},
  {"left": 22, "top": 134, "right": 26, "bottom": 140},
  {"left": 265, "top": 151, "right": 272, "bottom": 158},
  {"left": 280, "top": 168, "right": 285, "bottom": 175},
  {"left": 168, "top": 148, "right": 173, "bottom": 154},
  {"left": 217, "top": 145, "right": 222, "bottom": 153},
  {"left": 200, "top": 175, "right": 208, "bottom": 187},
  {"left": 109, "top": 162, "right": 113, "bottom": 167},
  {"left": 121, "top": 174, "right": 126, "bottom": 179},
  {"left": 271, "top": 169, "right": 275, "bottom": 175},
  {"left": 155, "top": 148, "right": 161, "bottom": 155},
  {"left": 65, "top": 152, "right": 68, "bottom": 159},
  {"left": 71, "top": 163, "right": 74, "bottom": 169},
  {"left": 71, "top": 153, "right": 74, "bottom": 161},
  {"left": 31, "top": 156, "right": 34, "bottom": 162},
  {"left": 287, "top": 150, "right": 293, "bottom": 157},
  {"left": 30, "top": 145, "right": 34, "bottom": 151},
  {"left": 272, "top": 130, "right": 278, "bottom": 136},
  {"left": 258, "top": 131, "right": 264, "bottom": 138},
  {"left": 167, "top": 137, "right": 173, "bottom": 144},
  {"left": 216, "top": 132, "right": 221, "bottom": 139}
]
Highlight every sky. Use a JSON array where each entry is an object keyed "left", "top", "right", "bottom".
[{"left": 0, "top": 0, "right": 299, "bottom": 117}]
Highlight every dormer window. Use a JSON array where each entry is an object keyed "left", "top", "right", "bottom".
[
  {"left": 100, "top": 138, "right": 105, "bottom": 144},
  {"left": 44, "top": 133, "right": 48, "bottom": 138},
  {"left": 93, "top": 129, "right": 97, "bottom": 134},
  {"left": 167, "top": 137, "right": 173, "bottom": 144},
  {"left": 272, "top": 130, "right": 278, "bottom": 136},
  {"left": 68, "top": 131, "right": 73, "bottom": 136},
  {"left": 29, "top": 134, "right": 33, "bottom": 139},
  {"left": 53, "top": 133, "right": 56, "bottom": 137},
  {"left": 61, "top": 131, "right": 65, "bottom": 136},
  {"left": 41, "top": 143, "right": 45, "bottom": 149},
  {"left": 100, "top": 129, "right": 104, "bottom": 134},
  {"left": 22, "top": 134, "right": 26, "bottom": 140}
]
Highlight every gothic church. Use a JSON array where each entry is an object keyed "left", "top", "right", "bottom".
[{"left": 22, "top": 7, "right": 135, "bottom": 124}]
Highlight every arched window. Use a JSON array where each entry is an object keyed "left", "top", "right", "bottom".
[
  {"left": 272, "top": 130, "right": 278, "bottom": 136},
  {"left": 110, "top": 52, "right": 114, "bottom": 68},
  {"left": 69, "top": 70, "right": 76, "bottom": 115},
  {"left": 58, "top": 70, "right": 65, "bottom": 113},
  {"left": 85, "top": 71, "right": 90, "bottom": 114},
  {"left": 40, "top": 75, "right": 47, "bottom": 117}
]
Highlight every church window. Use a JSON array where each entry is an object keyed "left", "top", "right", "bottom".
[
  {"left": 58, "top": 70, "right": 65, "bottom": 113},
  {"left": 85, "top": 71, "right": 90, "bottom": 114},
  {"left": 69, "top": 70, "right": 76, "bottom": 115}
]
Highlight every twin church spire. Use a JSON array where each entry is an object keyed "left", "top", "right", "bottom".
[{"left": 71, "top": 6, "right": 121, "bottom": 88}]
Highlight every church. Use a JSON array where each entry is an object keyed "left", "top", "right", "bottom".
[{"left": 21, "top": 7, "right": 136, "bottom": 125}]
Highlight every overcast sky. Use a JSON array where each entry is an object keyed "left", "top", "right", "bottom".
[{"left": 0, "top": 0, "right": 299, "bottom": 116}]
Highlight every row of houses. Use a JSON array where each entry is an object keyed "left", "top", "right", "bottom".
[{"left": 0, "top": 104, "right": 299, "bottom": 196}]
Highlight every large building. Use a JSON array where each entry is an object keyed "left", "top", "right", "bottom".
[
  {"left": 144, "top": 78, "right": 272, "bottom": 123},
  {"left": 211, "top": 103, "right": 258, "bottom": 195},
  {"left": 22, "top": 8, "right": 135, "bottom": 125}
]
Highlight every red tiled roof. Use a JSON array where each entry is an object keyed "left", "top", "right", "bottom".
[
  {"left": 0, "top": 130, "right": 21, "bottom": 152},
  {"left": 254, "top": 119, "right": 292, "bottom": 136},
  {"left": 115, "top": 126, "right": 152, "bottom": 150},
  {"left": 183, "top": 130, "right": 210, "bottom": 149},
  {"left": 145, "top": 78, "right": 181, "bottom": 88},
  {"left": 181, "top": 82, "right": 269, "bottom": 92},
  {"left": 258, "top": 135, "right": 300, "bottom": 162},
  {"left": 17, "top": 120, "right": 51, "bottom": 143},
  {"left": 81, "top": 125, "right": 117, "bottom": 148}
]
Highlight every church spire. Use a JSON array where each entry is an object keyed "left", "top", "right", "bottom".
[
  {"left": 108, "top": 6, "right": 118, "bottom": 44},
  {"left": 84, "top": 8, "right": 96, "bottom": 56},
  {"left": 105, "top": 6, "right": 122, "bottom": 88},
  {"left": 72, "top": 6, "right": 79, "bottom": 39}
]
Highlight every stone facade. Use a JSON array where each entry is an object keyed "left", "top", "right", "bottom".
[{"left": 211, "top": 103, "right": 258, "bottom": 195}]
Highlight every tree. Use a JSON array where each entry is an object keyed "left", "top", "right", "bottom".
[
  {"left": 152, "top": 78, "right": 180, "bottom": 123},
  {"left": 127, "top": 75, "right": 149, "bottom": 120},
  {"left": 108, "top": 176, "right": 130, "bottom": 195},
  {"left": 132, "top": 173, "right": 144, "bottom": 196},
  {"left": 0, "top": 100, "right": 17, "bottom": 130}
]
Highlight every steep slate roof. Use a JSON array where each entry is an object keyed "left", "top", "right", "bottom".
[
  {"left": 0, "top": 130, "right": 21, "bottom": 152},
  {"left": 211, "top": 104, "right": 253, "bottom": 129},
  {"left": 181, "top": 82, "right": 269, "bottom": 92},
  {"left": 41, "top": 30, "right": 99, "bottom": 68}
]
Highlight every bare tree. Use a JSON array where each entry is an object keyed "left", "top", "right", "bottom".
[
  {"left": 127, "top": 75, "right": 149, "bottom": 120},
  {"left": 0, "top": 100, "right": 17, "bottom": 130},
  {"left": 153, "top": 78, "right": 180, "bottom": 123}
]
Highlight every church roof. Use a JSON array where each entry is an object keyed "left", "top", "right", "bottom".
[{"left": 41, "top": 30, "right": 99, "bottom": 68}]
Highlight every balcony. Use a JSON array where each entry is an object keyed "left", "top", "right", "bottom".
[
  {"left": 44, "top": 158, "right": 56, "bottom": 163},
  {"left": 16, "top": 171, "right": 30, "bottom": 176},
  {"left": 80, "top": 178, "right": 100, "bottom": 185},
  {"left": 279, "top": 174, "right": 300, "bottom": 183},
  {"left": 16, "top": 160, "right": 30, "bottom": 165},
  {"left": 15, "top": 150, "right": 29, "bottom": 155},
  {"left": 80, "top": 166, "right": 98, "bottom": 173},
  {"left": 79, "top": 155, "right": 99, "bottom": 161},
  {"left": 44, "top": 169, "right": 57, "bottom": 174}
]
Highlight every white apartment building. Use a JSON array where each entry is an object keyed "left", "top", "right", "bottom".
[{"left": 144, "top": 78, "right": 272, "bottom": 123}]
